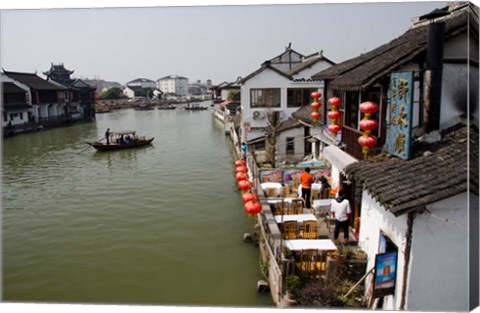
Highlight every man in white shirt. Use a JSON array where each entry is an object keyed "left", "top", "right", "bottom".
[{"left": 330, "top": 189, "right": 351, "bottom": 243}]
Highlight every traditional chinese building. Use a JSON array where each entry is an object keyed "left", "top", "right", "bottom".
[{"left": 43, "top": 63, "right": 96, "bottom": 119}]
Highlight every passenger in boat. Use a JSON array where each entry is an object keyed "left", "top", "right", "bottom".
[
  {"left": 120, "top": 134, "right": 124, "bottom": 144},
  {"left": 124, "top": 135, "right": 131, "bottom": 145},
  {"left": 105, "top": 128, "right": 110, "bottom": 144}
]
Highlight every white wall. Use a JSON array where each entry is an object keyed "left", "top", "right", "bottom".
[
  {"left": 277, "top": 127, "right": 305, "bottom": 163},
  {"left": 407, "top": 192, "right": 470, "bottom": 311},
  {"left": 358, "top": 190, "right": 409, "bottom": 310}
]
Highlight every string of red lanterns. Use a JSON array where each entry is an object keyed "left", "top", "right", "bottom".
[
  {"left": 327, "top": 97, "right": 342, "bottom": 138},
  {"left": 310, "top": 91, "right": 322, "bottom": 125},
  {"left": 233, "top": 159, "right": 262, "bottom": 217},
  {"left": 358, "top": 101, "right": 379, "bottom": 158}
]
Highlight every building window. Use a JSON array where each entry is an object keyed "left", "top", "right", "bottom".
[
  {"left": 3, "top": 113, "right": 7, "bottom": 122},
  {"left": 250, "top": 88, "right": 281, "bottom": 108},
  {"left": 287, "top": 88, "right": 317, "bottom": 108},
  {"left": 286, "top": 137, "right": 295, "bottom": 154},
  {"left": 19, "top": 113, "right": 23, "bottom": 120}
]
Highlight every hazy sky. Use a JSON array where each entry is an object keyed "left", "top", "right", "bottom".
[{"left": 1, "top": 1, "right": 449, "bottom": 86}]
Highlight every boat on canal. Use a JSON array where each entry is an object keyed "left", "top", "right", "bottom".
[
  {"left": 87, "top": 130, "right": 154, "bottom": 152},
  {"left": 185, "top": 102, "right": 208, "bottom": 111}
]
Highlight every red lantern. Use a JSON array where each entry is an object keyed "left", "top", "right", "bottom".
[
  {"left": 359, "top": 119, "right": 378, "bottom": 131},
  {"left": 328, "top": 97, "right": 342, "bottom": 107},
  {"left": 358, "top": 135, "right": 377, "bottom": 148},
  {"left": 236, "top": 172, "right": 248, "bottom": 181},
  {"left": 311, "top": 91, "right": 322, "bottom": 99},
  {"left": 234, "top": 160, "right": 243, "bottom": 167},
  {"left": 359, "top": 101, "right": 379, "bottom": 114},
  {"left": 311, "top": 101, "right": 321, "bottom": 110},
  {"left": 235, "top": 166, "right": 247, "bottom": 173},
  {"left": 242, "top": 192, "right": 259, "bottom": 203},
  {"left": 244, "top": 200, "right": 262, "bottom": 216},
  {"left": 238, "top": 180, "right": 252, "bottom": 191},
  {"left": 328, "top": 124, "right": 342, "bottom": 134},
  {"left": 327, "top": 111, "right": 341, "bottom": 120},
  {"left": 311, "top": 111, "right": 321, "bottom": 119}
]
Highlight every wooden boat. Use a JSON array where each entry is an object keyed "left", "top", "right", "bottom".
[
  {"left": 185, "top": 102, "right": 208, "bottom": 111},
  {"left": 87, "top": 130, "right": 154, "bottom": 151}
]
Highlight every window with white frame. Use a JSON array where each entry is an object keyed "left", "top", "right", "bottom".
[{"left": 250, "top": 88, "right": 281, "bottom": 108}]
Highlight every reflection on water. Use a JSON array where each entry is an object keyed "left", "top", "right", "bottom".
[{"left": 2, "top": 104, "right": 273, "bottom": 307}]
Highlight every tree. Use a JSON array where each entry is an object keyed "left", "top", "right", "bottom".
[
  {"left": 265, "top": 110, "right": 283, "bottom": 168},
  {"left": 98, "top": 87, "right": 126, "bottom": 100}
]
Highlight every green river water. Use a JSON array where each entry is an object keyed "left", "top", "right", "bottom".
[{"left": 1, "top": 103, "right": 273, "bottom": 308}]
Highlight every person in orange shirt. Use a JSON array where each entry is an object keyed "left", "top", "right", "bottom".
[{"left": 300, "top": 167, "right": 315, "bottom": 208}]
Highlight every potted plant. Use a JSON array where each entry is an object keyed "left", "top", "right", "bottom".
[
  {"left": 282, "top": 275, "right": 301, "bottom": 306},
  {"left": 285, "top": 274, "right": 301, "bottom": 295}
]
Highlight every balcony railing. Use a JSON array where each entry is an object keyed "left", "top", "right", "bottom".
[{"left": 342, "top": 126, "right": 365, "bottom": 160}]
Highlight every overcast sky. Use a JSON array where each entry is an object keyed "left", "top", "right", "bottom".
[{"left": 0, "top": 1, "right": 451, "bottom": 86}]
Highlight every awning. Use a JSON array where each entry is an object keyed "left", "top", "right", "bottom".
[{"left": 323, "top": 145, "right": 358, "bottom": 173}]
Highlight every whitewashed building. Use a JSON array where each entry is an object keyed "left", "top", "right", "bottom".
[
  {"left": 303, "top": 3, "right": 479, "bottom": 311},
  {"left": 157, "top": 75, "right": 189, "bottom": 97},
  {"left": 239, "top": 45, "right": 334, "bottom": 164}
]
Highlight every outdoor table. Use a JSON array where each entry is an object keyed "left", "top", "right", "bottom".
[
  {"left": 275, "top": 214, "right": 317, "bottom": 224},
  {"left": 267, "top": 197, "right": 299, "bottom": 205},
  {"left": 297, "top": 183, "right": 322, "bottom": 198},
  {"left": 312, "top": 199, "right": 333, "bottom": 215},
  {"left": 284, "top": 239, "right": 337, "bottom": 251},
  {"left": 260, "top": 182, "right": 283, "bottom": 197}
]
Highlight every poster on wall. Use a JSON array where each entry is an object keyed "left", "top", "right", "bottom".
[
  {"left": 387, "top": 71, "right": 414, "bottom": 160},
  {"left": 373, "top": 251, "right": 398, "bottom": 298},
  {"left": 259, "top": 169, "right": 283, "bottom": 183}
]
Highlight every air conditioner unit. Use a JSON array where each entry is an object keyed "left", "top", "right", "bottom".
[{"left": 252, "top": 110, "right": 265, "bottom": 120}]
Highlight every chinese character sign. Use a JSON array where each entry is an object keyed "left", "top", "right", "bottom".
[{"left": 387, "top": 72, "right": 414, "bottom": 160}]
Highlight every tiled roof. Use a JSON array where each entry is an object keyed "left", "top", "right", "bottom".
[
  {"left": 2, "top": 82, "right": 27, "bottom": 93},
  {"left": 3, "top": 71, "right": 66, "bottom": 90},
  {"left": 238, "top": 63, "right": 293, "bottom": 84},
  {"left": 344, "top": 125, "right": 478, "bottom": 216},
  {"left": 311, "top": 5, "right": 476, "bottom": 91},
  {"left": 287, "top": 53, "right": 335, "bottom": 76}
]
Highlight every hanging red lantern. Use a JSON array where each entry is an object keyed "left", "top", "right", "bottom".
[
  {"left": 244, "top": 200, "right": 263, "bottom": 217},
  {"left": 359, "top": 101, "right": 379, "bottom": 115},
  {"left": 359, "top": 119, "right": 379, "bottom": 131},
  {"left": 327, "top": 97, "right": 343, "bottom": 138},
  {"left": 234, "top": 160, "right": 243, "bottom": 167},
  {"left": 310, "top": 91, "right": 322, "bottom": 125},
  {"left": 311, "top": 91, "right": 322, "bottom": 99},
  {"left": 238, "top": 180, "right": 252, "bottom": 192},
  {"left": 328, "top": 110, "right": 341, "bottom": 120},
  {"left": 328, "top": 97, "right": 342, "bottom": 107},
  {"left": 241, "top": 159, "right": 247, "bottom": 166},
  {"left": 328, "top": 124, "right": 342, "bottom": 134},
  {"left": 311, "top": 111, "right": 321, "bottom": 119},
  {"left": 242, "top": 192, "right": 259, "bottom": 203},
  {"left": 358, "top": 101, "right": 379, "bottom": 158},
  {"left": 236, "top": 172, "right": 249, "bottom": 181},
  {"left": 358, "top": 135, "right": 377, "bottom": 148},
  {"left": 235, "top": 166, "right": 247, "bottom": 173},
  {"left": 310, "top": 101, "right": 321, "bottom": 110}
]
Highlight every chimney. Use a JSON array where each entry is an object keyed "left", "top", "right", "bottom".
[{"left": 420, "top": 7, "right": 450, "bottom": 133}]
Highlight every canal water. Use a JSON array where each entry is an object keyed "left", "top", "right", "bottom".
[{"left": 1, "top": 102, "right": 273, "bottom": 307}]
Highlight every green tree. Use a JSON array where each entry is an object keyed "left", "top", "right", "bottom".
[{"left": 98, "top": 87, "right": 126, "bottom": 100}]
